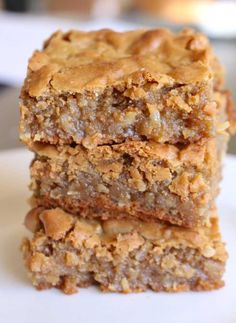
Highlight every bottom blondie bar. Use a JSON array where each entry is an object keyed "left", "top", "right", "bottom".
[{"left": 22, "top": 207, "right": 227, "bottom": 294}]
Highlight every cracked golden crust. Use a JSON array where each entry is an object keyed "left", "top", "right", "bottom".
[
  {"left": 30, "top": 135, "right": 226, "bottom": 228},
  {"left": 24, "top": 207, "right": 225, "bottom": 258},
  {"left": 22, "top": 207, "right": 227, "bottom": 294},
  {"left": 39, "top": 208, "right": 74, "bottom": 240},
  {"left": 31, "top": 136, "right": 219, "bottom": 170},
  {"left": 19, "top": 29, "right": 234, "bottom": 148},
  {"left": 22, "top": 28, "right": 221, "bottom": 97}
]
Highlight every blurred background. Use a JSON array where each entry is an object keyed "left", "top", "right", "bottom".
[{"left": 0, "top": 0, "right": 235, "bottom": 152}]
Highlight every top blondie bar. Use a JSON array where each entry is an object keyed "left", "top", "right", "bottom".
[{"left": 20, "top": 28, "right": 229, "bottom": 148}]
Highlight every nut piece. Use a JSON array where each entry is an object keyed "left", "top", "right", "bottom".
[
  {"left": 64, "top": 252, "right": 79, "bottom": 267},
  {"left": 39, "top": 208, "right": 74, "bottom": 240},
  {"left": 202, "top": 246, "right": 216, "bottom": 258},
  {"left": 29, "top": 252, "right": 51, "bottom": 273},
  {"left": 61, "top": 276, "right": 78, "bottom": 295},
  {"left": 24, "top": 207, "right": 44, "bottom": 233},
  {"left": 121, "top": 278, "right": 131, "bottom": 293},
  {"left": 169, "top": 173, "right": 190, "bottom": 198}
]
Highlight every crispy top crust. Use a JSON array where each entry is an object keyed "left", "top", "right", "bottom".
[
  {"left": 22, "top": 28, "right": 223, "bottom": 97},
  {"left": 25, "top": 207, "right": 227, "bottom": 262},
  {"left": 30, "top": 137, "right": 223, "bottom": 202},
  {"left": 31, "top": 137, "right": 219, "bottom": 171}
]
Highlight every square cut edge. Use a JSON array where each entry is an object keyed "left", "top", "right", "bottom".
[
  {"left": 22, "top": 206, "right": 227, "bottom": 294},
  {"left": 19, "top": 28, "right": 230, "bottom": 148}
]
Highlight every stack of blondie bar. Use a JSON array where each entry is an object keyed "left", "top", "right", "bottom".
[{"left": 19, "top": 28, "right": 235, "bottom": 294}]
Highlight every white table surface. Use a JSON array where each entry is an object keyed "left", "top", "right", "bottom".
[{"left": 0, "top": 148, "right": 235, "bottom": 323}]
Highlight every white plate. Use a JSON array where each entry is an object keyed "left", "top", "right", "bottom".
[{"left": 0, "top": 148, "right": 235, "bottom": 323}]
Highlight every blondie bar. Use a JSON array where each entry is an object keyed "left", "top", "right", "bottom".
[
  {"left": 20, "top": 28, "right": 228, "bottom": 148},
  {"left": 22, "top": 207, "right": 227, "bottom": 294},
  {"left": 30, "top": 132, "right": 227, "bottom": 228}
]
